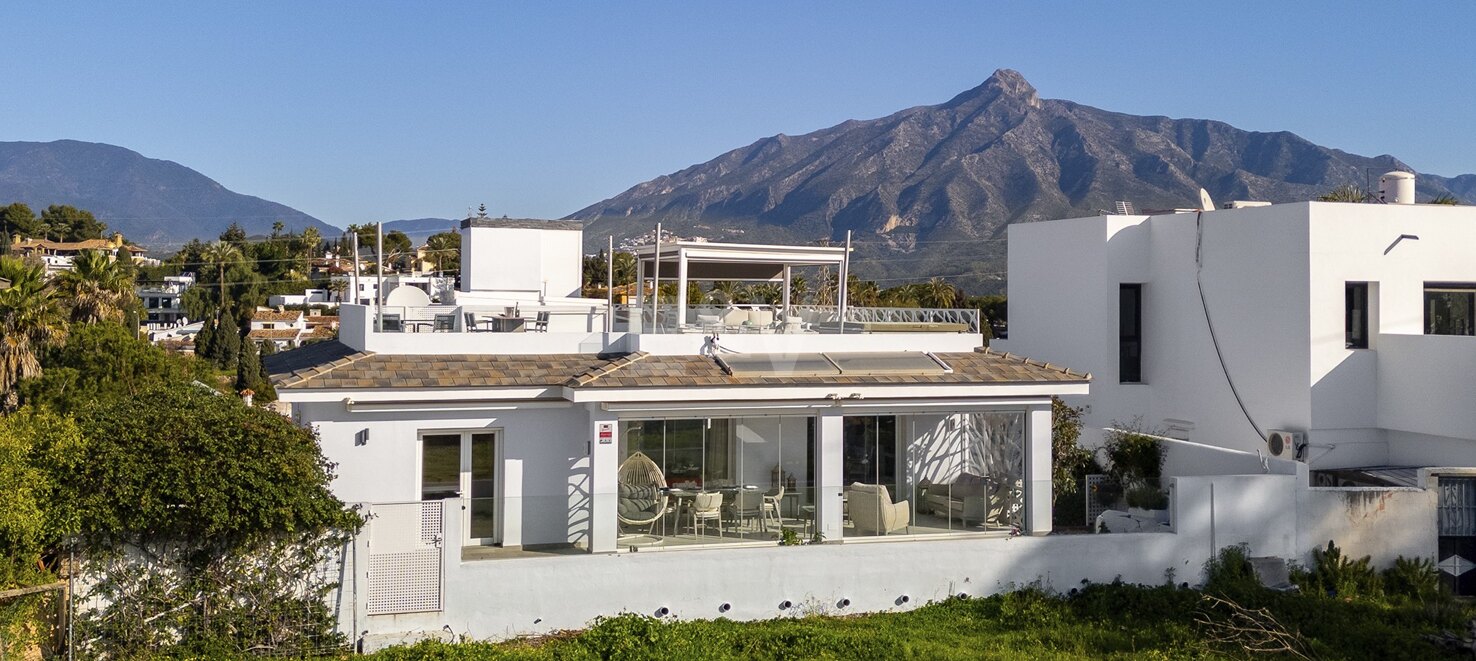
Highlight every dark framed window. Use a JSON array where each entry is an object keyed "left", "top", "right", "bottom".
[
  {"left": 1345, "top": 282, "right": 1369, "bottom": 348},
  {"left": 1119, "top": 284, "right": 1142, "bottom": 383},
  {"left": 1425, "top": 283, "right": 1476, "bottom": 336}
]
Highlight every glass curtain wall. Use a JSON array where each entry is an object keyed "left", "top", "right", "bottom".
[
  {"left": 616, "top": 416, "right": 814, "bottom": 548},
  {"left": 845, "top": 411, "right": 1025, "bottom": 538}
]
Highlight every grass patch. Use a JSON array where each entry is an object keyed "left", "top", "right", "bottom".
[{"left": 364, "top": 580, "right": 1475, "bottom": 660}]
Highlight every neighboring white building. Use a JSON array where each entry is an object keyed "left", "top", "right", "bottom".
[
  {"left": 249, "top": 308, "right": 308, "bottom": 350},
  {"left": 137, "top": 274, "right": 195, "bottom": 328},
  {"left": 261, "top": 214, "right": 1447, "bottom": 647},
  {"left": 267, "top": 288, "right": 336, "bottom": 308},
  {"left": 997, "top": 197, "right": 1476, "bottom": 471}
]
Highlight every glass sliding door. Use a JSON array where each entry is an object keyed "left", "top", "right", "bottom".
[
  {"left": 843, "top": 416, "right": 903, "bottom": 537},
  {"left": 467, "top": 433, "right": 497, "bottom": 544},
  {"left": 420, "top": 431, "right": 499, "bottom": 546},
  {"left": 615, "top": 416, "right": 814, "bottom": 547}
]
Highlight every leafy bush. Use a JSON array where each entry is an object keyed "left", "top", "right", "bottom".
[
  {"left": 1203, "top": 544, "right": 1262, "bottom": 596},
  {"left": 1125, "top": 484, "right": 1169, "bottom": 510},
  {"left": 1103, "top": 425, "right": 1164, "bottom": 483}
]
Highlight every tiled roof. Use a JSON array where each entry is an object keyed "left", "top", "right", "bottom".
[
  {"left": 305, "top": 315, "right": 339, "bottom": 326},
  {"left": 248, "top": 328, "right": 304, "bottom": 340},
  {"left": 306, "top": 325, "right": 337, "bottom": 339},
  {"left": 567, "top": 347, "right": 1088, "bottom": 388},
  {"left": 13, "top": 238, "right": 145, "bottom": 253},
  {"left": 265, "top": 342, "right": 612, "bottom": 389},
  {"left": 266, "top": 343, "right": 1088, "bottom": 391},
  {"left": 252, "top": 309, "right": 304, "bottom": 323}
]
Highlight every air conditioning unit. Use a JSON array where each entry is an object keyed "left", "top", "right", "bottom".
[{"left": 1266, "top": 430, "right": 1306, "bottom": 460}]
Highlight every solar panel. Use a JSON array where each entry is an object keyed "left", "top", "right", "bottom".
[
  {"left": 718, "top": 353, "right": 840, "bottom": 377},
  {"left": 826, "top": 352, "right": 950, "bottom": 376}
]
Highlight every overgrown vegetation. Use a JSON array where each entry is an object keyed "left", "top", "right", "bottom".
[
  {"left": 358, "top": 576, "right": 1476, "bottom": 660},
  {"left": 1050, "top": 398, "right": 1100, "bottom": 528},
  {"left": 1, "top": 215, "right": 361, "bottom": 656}
]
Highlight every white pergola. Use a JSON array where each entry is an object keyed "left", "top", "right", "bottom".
[{"left": 632, "top": 241, "right": 850, "bottom": 324}]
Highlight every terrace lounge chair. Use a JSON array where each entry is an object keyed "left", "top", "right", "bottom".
[
  {"left": 847, "top": 483, "right": 910, "bottom": 535},
  {"left": 617, "top": 452, "right": 670, "bottom": 537}
]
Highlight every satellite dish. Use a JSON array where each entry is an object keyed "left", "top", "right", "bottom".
[{"left": 1198, "top": 188, "right": 1216, "bottom": 211}]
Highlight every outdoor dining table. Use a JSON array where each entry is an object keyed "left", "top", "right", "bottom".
[{"left": 477, "top": 315, "right": 527, "bottom": 332}]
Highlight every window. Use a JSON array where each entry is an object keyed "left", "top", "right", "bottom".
[
  {"left": 1346, "top": 282, "right": 1369, "bottom": 348},
  {"left": 1119, "top": 284, "right": 1143, "bottom": 383},
  {"left": 1425, "top": 283, "right": 1476, "bottom": 336}
]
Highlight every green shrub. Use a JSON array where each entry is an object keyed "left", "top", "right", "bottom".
[
  {"left": 1103, "top": 426, "right": 1164, "bottom": 482},
  {"left": 1383, "top": 556, "right": 1440, "bottom": 600},
  {"left": 1296, "top": 540, "right": 1381, "bottom": 598},
  {"left": 1202, "top": 544, "right": 1262, "bottom": 596},
  {"left": 1125, "top": 484, "right": 1169, "bottom": 510}
]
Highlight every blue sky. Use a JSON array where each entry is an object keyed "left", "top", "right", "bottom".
[{"left": 2, "top": 2, "right": 1472, "bottom": 228}]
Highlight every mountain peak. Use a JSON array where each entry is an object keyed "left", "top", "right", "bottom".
[{"left": 947, "top": 68, "right": 1040, "bottom": 109}]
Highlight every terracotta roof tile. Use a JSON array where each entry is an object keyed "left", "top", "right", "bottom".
[{"left": 266, "top": 343, "right": 1089, "bottom": 391}]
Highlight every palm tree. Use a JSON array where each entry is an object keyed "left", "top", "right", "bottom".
[
  {"left": 710, "top": 280, "right": 742, "bottom": 305},
  {"left": 1317, "top": 185, "right": 1367, "bottom": 203},
  {"left": 918, "top": 277, "right": 958, "bottom": 308},
  {"left": 0, "top": 256, "right": 67, "bottom": 411},
  {"left": 57, "top": 249, "right": 133, "bottom": 323},
  {"left": 203, "top": 240, "right": 243, "bottom": 309},
  {"left": 424, "top": 232, "right": 461, "bottom": 274},
  {"left": 789, "top": 274, "right": 808, "bottom": 305}
]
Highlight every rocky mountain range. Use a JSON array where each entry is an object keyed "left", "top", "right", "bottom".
[
  {"left": 0, "top": 140, "right": 337, "bottom": 249},
  {"left": 570, "top": 69, "right": 1476, "bottom": 292}
]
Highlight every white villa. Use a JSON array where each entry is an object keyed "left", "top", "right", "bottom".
[
  {"left": 265, "top": 213, "right": 1445, "bottom": 647},
  {"left": 997, "top": 178, "right": 1476, "bottom": 594}
]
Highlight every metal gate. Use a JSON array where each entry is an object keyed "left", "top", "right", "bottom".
[
  {"left": 366, "top": 501, "right": 444, "bottom": 615},
  {"left": 1437, "top": 477, "right": 1476, "bottom": 595}
]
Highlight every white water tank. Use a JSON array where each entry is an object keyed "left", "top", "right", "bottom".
[{"left": 1380, "top": 171, "right": 1416, "bottom": 204}]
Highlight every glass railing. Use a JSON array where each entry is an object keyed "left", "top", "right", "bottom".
[
  {"left": 1085, "top": 475, "right": 1172, "bottom": 533},
  {"left": 611, "top": 304, "right": 981, "bottom": 334}
]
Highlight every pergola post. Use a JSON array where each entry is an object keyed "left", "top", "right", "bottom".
[
  {"left": 676, "top": 248, "right": 689, "bottom": 329},
  {"left": 781, "top": 264, "right": 792, "bottom": 322}
]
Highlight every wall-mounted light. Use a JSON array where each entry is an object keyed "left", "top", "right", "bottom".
[{"left": 354, "top": 429, "right": 369, "bottom": 446}]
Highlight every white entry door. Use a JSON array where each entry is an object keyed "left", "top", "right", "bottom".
[{"left": 420, "top": 431, "right": 499, "bottom": 546}]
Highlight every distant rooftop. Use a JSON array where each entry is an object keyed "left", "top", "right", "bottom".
[{"left": 460, "top": 218, "right": 583, "bottom": 231}]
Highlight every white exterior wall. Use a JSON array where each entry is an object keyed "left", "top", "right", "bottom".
[
  {"left": 297, "top": 400, "right": 591, "bottom": 548},
  {"left": 361, "top": 469, "right": 1306, "bottom": 647},
  {"left": 1002, "top": 201, "right": 1476, "bottom": 468},
  {"left": 461, "top": 224, "right": 583, "bottom": 298}
]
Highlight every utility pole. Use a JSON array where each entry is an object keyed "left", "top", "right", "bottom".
[{"left": 375, "top": 222, "right": 384, "bottom": 332}]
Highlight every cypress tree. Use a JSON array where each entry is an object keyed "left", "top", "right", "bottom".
[
  {"left": 236, "top": 338, "right": 261, "bottom": 393},
  {"left": 195, "top": 317, "right": 215, "bottom": 360},
  {"left": 256, "top": 346, "right": 278, "bottom": 401},
  {"left": 216, "top": 310, "right": 240, "bottom": 370}
]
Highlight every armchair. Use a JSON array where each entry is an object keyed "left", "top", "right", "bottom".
[{"left": 846, "top": 483, "right": 910, "bottom": 535}]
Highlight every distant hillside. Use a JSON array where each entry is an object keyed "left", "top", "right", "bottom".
[
  {"left": 0, "top": 140, "right": 338, "bottom": 250},
  {"left": 571, "top": 69, "right": 1476, "bottom": 293}
]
